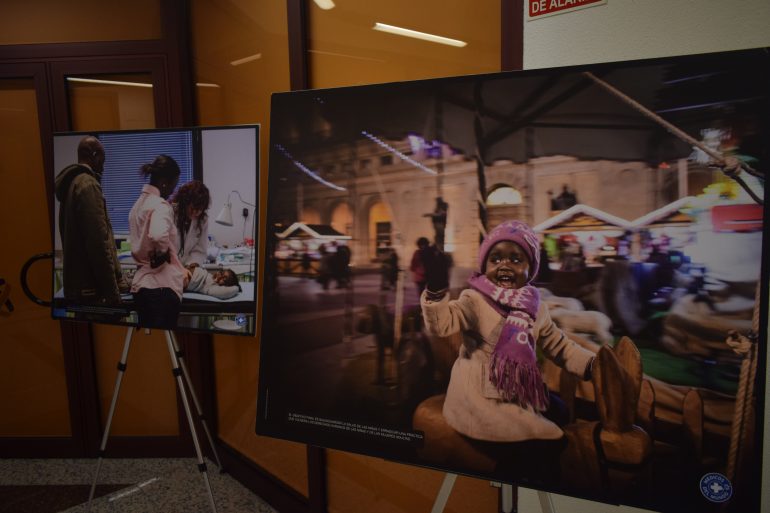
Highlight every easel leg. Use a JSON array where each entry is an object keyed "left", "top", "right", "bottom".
[
  {"left": 537, "top": 491, "right": 555, "bottom": 513},
  {"left": 501, "top": 484, "right": 515, "bottom": 513},
  {"left": 167, "top": 331, "right": 224, "bottom": 471},
  {"left": 86, "top": 326, "right": 134, "bottom": 513},
  {"left": 432, "top": 477, "right": 551, "bottom": 513},
  {"left": 165, "top": 331, "right": 218, "bottom": 513},
  {"left": 430, "top": 473, "right": 457, "bottom": 513}
]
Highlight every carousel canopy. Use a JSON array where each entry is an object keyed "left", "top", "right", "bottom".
[
  {"left": 533, "top": 204, "right": 631, "bottom": 233},
  {"left": 270, "top": 49, "right": 768, "bottom": 184},
  {"left": 629, "top": 196, "right": 696, "bottom": 228},
  {"left": 276, "top": 222, "right": 351, "bottom": 240}
]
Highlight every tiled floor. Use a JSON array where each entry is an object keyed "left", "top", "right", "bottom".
[{"left": 0, "top": 458, "right": 277, "bottom": 513}]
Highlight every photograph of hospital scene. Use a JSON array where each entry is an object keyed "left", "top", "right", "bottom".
[
  {"left": 257, "top": 49, "right": 767, "bottom": 513},
  {"left": 52, "top": 125, "right": 258, "bottom": 335}
]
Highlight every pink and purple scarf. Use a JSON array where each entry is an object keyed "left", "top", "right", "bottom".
[{"left": 469, "top": 220, "right": 548, "bottom": 411}]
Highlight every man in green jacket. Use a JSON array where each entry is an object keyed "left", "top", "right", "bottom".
[{"left": 55, "top": 136, "right": 127, "bottom": 306}]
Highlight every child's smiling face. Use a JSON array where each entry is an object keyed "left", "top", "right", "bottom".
[{"left": 485, "top": 241, "right": 530, "bottom": 289}]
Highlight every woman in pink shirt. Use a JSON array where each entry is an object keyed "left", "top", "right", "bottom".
[{"left": 129, "top": 155, "right": 185, "bottom": 329}]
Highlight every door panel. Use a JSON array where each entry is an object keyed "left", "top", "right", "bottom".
[
  {"left": 0, "top": 76, "right": 70, "bottom": 437},
  {"left": 67, "top": 73, "right": 157, "bottom": 131},
  {"left": 0, "top": 50, "right": 198, "bottom": 456},
  {"left": 59, "top": 60, "right": 181, "bottom": 439},
  {"left": 50, "top": 58, "right": 170, "bottom": 131}
]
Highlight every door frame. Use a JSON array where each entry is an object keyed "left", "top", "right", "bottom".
[
  {"left": 49, "top": 57, "right": 171, "bottom": 131},
  {"left": 0, "top": 0, "right": 209, "bottom": 459}
]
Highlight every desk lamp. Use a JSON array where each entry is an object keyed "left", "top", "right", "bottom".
[{"left": 215, "top": 190, "right": 255, "bottom": 227}]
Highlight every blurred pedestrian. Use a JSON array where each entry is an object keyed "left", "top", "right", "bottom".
[
  {"left": 335, "top": 242, "right": 352, "bottom": 288},
  {"left": 409, "top": 237, "right": 431, "bottom": 299},
  {"left": 317, "top": 244, "right": 334, "bottom": 290},
  {"left": 424, "top": 197, "right": 448, "bottom": 251},
  {"left": 380, "top": 248, "right": 399, "bottom": 290},
  {"left": 300, "top": 251, "right": 312, "bottom": 278}
]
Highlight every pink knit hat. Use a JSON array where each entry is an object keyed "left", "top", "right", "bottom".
[{"left": 478, "top": 220, "right": 540, "bottom": 282}]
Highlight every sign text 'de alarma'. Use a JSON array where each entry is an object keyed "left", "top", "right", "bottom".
[{"left": 528, "top": 0, "right": 607, "bottom": 20}]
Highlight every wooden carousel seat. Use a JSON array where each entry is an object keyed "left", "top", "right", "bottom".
[{"left": 412, "top": 394, "right": 497, "bottom": 473}]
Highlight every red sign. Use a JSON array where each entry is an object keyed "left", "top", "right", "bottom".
[
  {"left": 711, "top": 204, "right": 764, "bottom": 232},
  {"left": 528, "top": 0, "right": 606, "bottom": 20}
]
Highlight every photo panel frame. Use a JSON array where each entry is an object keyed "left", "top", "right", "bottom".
[
  {"left": 51, "top": 125, "right": 259, "bottom": 336},
  {"left": 256, "top": 49, "right": 768, "bottom": 512}
]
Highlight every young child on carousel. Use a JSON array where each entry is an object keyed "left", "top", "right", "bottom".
[{"left": 420, "top": 220, "right": 596, "bottom": 483}]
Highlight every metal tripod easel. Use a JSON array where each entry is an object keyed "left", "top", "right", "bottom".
[
  {"left": 85, "top": 327, "right": 223, "bottom": 513},
  {"left": 431, "top": 473, "right": 555, "bottom": 513}
]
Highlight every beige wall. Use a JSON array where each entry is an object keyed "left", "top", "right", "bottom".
[
  {"left": 523, "top": 0, "right": 770, "bottom": 69},
  {"left": 521, "top": 2, "right": 770, "bottom": 512}
]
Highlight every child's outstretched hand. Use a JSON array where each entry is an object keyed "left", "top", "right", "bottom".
[{"left": 424, "top": 245, "right": 450, "bottom": 293}]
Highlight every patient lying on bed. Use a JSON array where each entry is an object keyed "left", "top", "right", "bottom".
[{"left": 184, "top": 264, "right": 241, "bottom": 300}]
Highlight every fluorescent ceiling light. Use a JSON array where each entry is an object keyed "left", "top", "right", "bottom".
[
  {"left": 66, "top": 77, "right": 152, "bottom": 88},
  {"left": 373, "top": 22, "right": 467, "bottom": 47},
  {"left": 196, "top": 82, "right": 221, "bottom": 88},
  {"left": 230, "top": 53, "right": 262, "bottom": 66},
  {"left": 313, "top": 0, "right": 335, "bottom": 9}
]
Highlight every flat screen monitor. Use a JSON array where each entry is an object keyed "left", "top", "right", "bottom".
[
  {"left": 256, "top": 49, "right": 768, "bottom": 512},
  {"left": 52, "top": 125, "right": 259, "bottom": 336}
]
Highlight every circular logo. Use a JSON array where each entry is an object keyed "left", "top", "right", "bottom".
[{"left": 700, "top": 473, "right": 733, "bottom": 503}]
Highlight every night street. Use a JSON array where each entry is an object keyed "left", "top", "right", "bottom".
[{"left": 266, "top": 265, "right": 470, "bottom": 428}]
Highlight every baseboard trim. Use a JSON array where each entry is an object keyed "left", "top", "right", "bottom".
[
  {"left": 0, "top": 435, "right": 198, "bottom": 459},
  {"left": 217, "top": 440, "right": 313, "bottom": 513},
  {"left": 97, "top": 435, "right": 195, "bottom": 458},
  {"left": 0, "top": 437, "right": 81, "bottom": 458}
]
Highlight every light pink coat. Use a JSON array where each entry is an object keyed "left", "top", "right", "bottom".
[
  {"left": 129, "top": 184, "right": 186, "bottom": 299},
  {"left": 422, "top": 288, "right": 594, "bottom": 442}
]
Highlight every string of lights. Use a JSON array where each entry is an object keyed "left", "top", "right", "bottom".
[
  {"left": 361, "top": 130, "right": 437, "bottom": 175},
  {"left": 275, "top": 144, "right": 347, "bottom": 191}
]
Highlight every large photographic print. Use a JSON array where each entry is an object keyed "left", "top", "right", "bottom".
[
  {"left": 256, "top": 50, "right": 768, "bottom": 511},
  {"left": 52, "top": 125, "right": 259, "bottom": 336}
]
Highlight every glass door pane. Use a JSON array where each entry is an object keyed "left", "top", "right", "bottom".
[
  {"left": 0, "top": 78, "right": 70, "bottom": 436},
  {"left": 308, "top": 0, "right": 501, "bottom": 87},
  {"left": 65, "top": 71, "right": 179, "bottom": 436},
  {"left": 67, "top": 73, "right": 156, "bottom": 131},
  {"left": 191, "top": 0, "right": 310, "bottom": 497}
]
